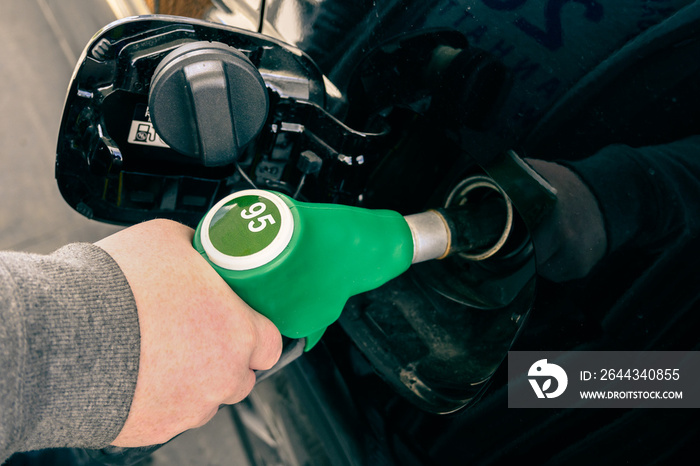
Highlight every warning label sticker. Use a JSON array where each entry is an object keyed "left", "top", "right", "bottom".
[{"left": 127, "top": 104, "right": 170, "bottom": 148}]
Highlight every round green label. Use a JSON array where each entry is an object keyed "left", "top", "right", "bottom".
[{"left": 208, "top": 195, "right": 282, "bottom": 257}]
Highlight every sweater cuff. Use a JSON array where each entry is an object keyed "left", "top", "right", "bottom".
[{"left": 0, "top": 243, "right": 139, "bottom": 456}]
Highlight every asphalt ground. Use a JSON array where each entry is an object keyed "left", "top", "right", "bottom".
[{"left": 0, "top": 2, "right": 251, "bottom": 464}]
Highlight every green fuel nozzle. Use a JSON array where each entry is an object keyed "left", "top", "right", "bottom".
[{"left": 194, "top": 188, "right": 510, "bottom": 350}]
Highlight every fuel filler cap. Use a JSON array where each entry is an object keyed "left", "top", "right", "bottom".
[{"left": 148, "top": 41, "right": 269, "bottom": 166}]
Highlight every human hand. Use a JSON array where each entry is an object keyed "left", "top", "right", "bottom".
[
  {"left": 526, "top": 159, "right": 607, "bottom": 282},
  {"left": 96, "top": 219, "right": 282, "bottom": 447}
]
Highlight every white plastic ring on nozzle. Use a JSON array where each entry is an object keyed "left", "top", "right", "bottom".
[
  {"left": 444, "top": 175, "right": 514, "bottom": 261},
  {"left": 199, "top": 189, "right": 294, "bottom": 271}
]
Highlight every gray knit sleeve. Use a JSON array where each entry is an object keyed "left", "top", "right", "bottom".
[{"left": 0, "top": 243, "right": 140, "bottom": 461}]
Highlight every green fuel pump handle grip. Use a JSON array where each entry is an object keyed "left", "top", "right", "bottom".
[{"left": 193, "top": 189, "right": 416, "bottom": 350}]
